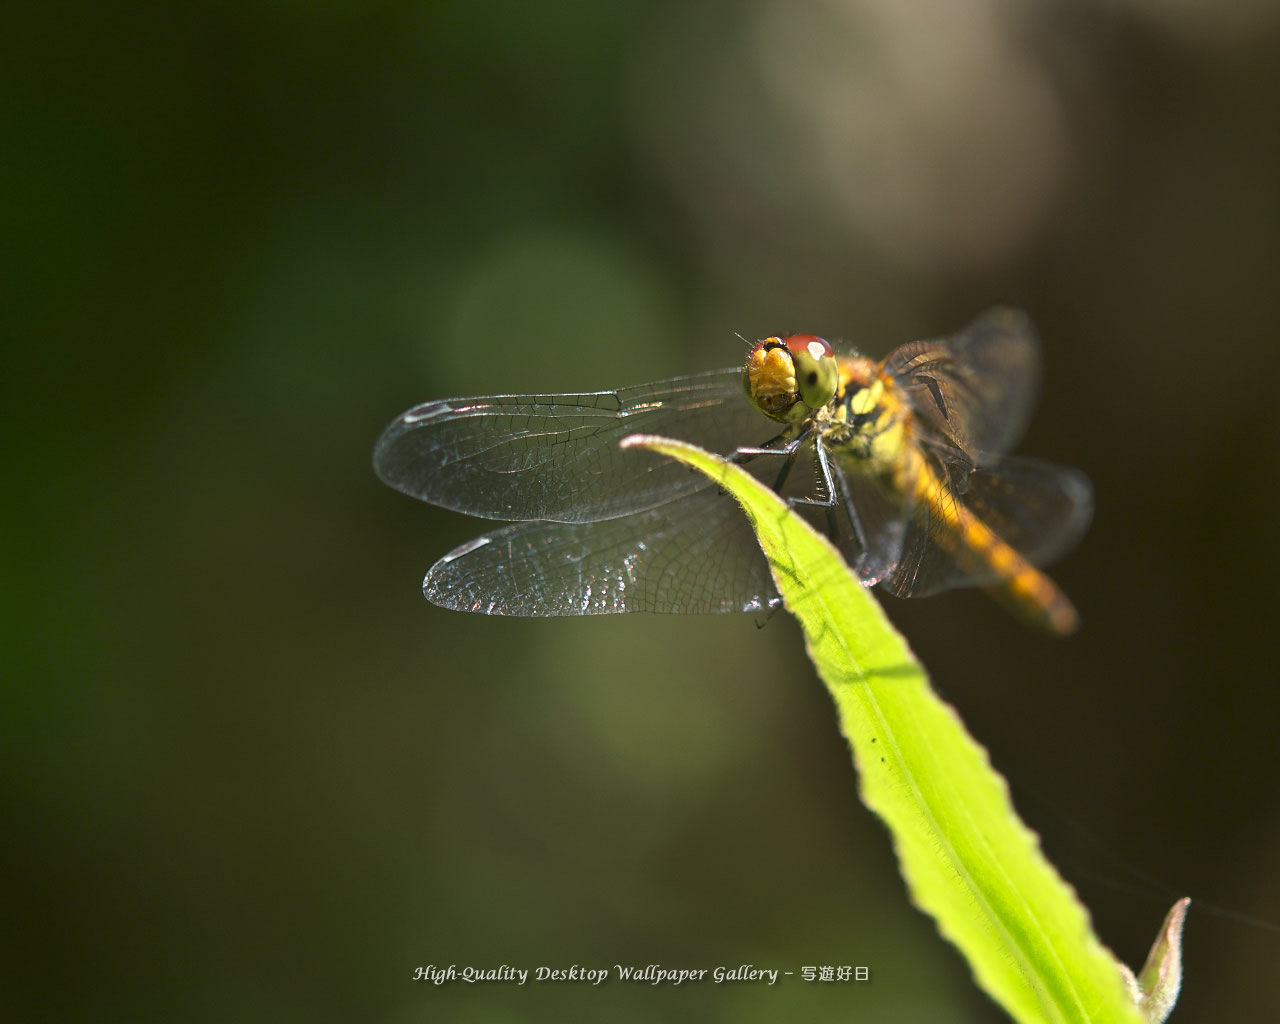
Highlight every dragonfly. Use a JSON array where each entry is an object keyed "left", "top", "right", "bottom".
[{"left": 373, "top": 308, "right": 1093, "bottom": 633}]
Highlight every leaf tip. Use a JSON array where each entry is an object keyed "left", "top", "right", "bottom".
[
  {"left": 1120, "top": 896, "right": 1190, "bottom": 1023},
  {"left": 618, "top": 432, "right": 667, "bottom": 452}
]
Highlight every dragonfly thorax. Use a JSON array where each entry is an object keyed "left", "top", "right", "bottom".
[{"left": 829, "top": 366, "right": 912, "bottom": 482}]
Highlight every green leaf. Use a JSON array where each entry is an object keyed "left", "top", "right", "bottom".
[{"left": 620, "top": 434, "right": 1155, "bottom": 1024}]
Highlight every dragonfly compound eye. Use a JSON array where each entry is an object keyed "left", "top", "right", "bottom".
[{"left": 784, "top": 334, "right": 837, "bottom": 410}]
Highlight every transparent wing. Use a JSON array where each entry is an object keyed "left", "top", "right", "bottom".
[
  {"left": 879, "top": 448, "right": 1094, "bottom": 599},
  {"left": 883, "top": 307, "right": 1041, "bottom": 463},
  {"left": 374, "top": 368, "right": 780, "bottom": 523},
  {"left": 423, "top": 486, "right": 781, "bottom": 615}
]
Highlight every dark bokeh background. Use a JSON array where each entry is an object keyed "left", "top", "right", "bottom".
[{"left": 6, "top": 2, "right": 1279, "bottom": 1021}]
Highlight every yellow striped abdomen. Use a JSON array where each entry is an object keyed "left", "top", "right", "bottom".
[{"left": 910, "top": 455, "right": 1080, "bottom": 635}]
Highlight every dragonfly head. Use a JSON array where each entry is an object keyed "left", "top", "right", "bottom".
[{"left": 743, "top": 334, "right": 838, "bottom": 422}]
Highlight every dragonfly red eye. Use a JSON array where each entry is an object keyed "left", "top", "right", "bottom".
[
  {"left": 781, "top": 334, "right": 838, "bottom": 411},
  {"left": 783, "top": 334, "right": 833, "bottom": 362}
]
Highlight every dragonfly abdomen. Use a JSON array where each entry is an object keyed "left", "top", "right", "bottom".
[{"left": 911, "top": 456, "right": 1080, "bottom": 634}]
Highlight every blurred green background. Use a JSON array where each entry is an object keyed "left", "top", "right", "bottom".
[{"left": 6, "top": 1, "right": 1280, "bottom": 1021}]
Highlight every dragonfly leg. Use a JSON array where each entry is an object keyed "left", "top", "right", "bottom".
[
  {"left": 787, "top": 435, "right": 839, "bottom": 508},
  {"left": 728, "top": 433, "right": 806, "bottom": 494},
  {"left": 735, "top": 435, "right": 877, "bottom": 586},
  {"left": 729, "top": 435, "right": 801, "bottom": 464},
  {"left": 811, "top": 452, "right": 865, "bottom": 562},
  {"left": 843, "top": 488, "right": 871, "bottom": 570},
  {"left": 834, "top": 470, "right": 898, "bottom": 586},
  {"left": 791, "top": 453, "right": 880, "bottom": 586},
  {"left": 731, "top": 424, "right": 839, "bottom": 500},
  {"left": 814, "top": 454, "right": 878, "bottom": 582}
]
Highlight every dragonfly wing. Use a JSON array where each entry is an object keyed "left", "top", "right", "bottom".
[
  {"left": 374, "top": 368, "right": 779, "bottom": 523},
  {"left": 423, "top": 486, "right": 780, "bottom": 615},
  {"left": 879, "top": 449, "right": 1094, "bottom": 599},
  {"left": 884, "top": 307, "right": 1041, "bottom": 462}
]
